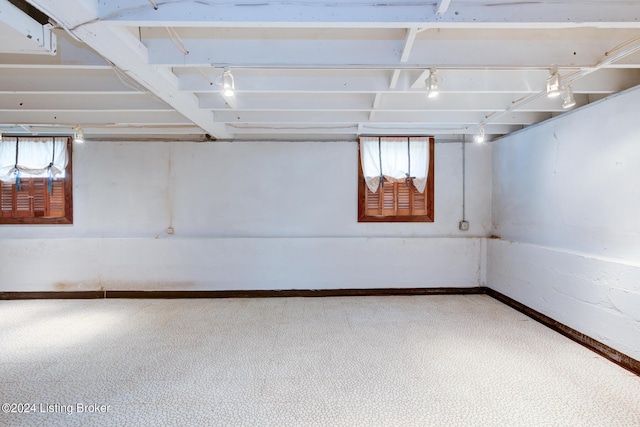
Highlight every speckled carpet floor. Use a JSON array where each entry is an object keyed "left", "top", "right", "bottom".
[{"left": 0, "top": 295, "right": 638, "bottom": 426}]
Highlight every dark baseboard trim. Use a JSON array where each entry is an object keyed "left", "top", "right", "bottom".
[
  {"left": 0, "top": 287, "right": 485, "bottom": 300},
  {"left": 106, "top": 287, "right": 486, "bottom": 298},
  {"left": 0, "top": 291, "right": 104, "bottom": 300},
  {"left": 485, "top": 288, "right": 640, "bottom": 376},
  {"left": 1, "top": 286, "right": 637, "bottom": 376}
]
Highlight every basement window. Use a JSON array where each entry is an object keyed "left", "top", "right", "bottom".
[
  {"left": 358, "top": 136, "right": 434, "bottom": 222},
  {"left": 0, "top": 136, "right": 73, "bottom": 224}
]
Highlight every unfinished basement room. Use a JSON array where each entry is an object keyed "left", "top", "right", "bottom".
[{"left": 0, "top": 0, "right": 639, "bottom": 425}]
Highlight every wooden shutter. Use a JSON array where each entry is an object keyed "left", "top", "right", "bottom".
[
  {"left": 397, "top": 182, "right": 412, "bottom": 216},
  {"left": 1, "top": 181, "right": 14, "bottom": 218},
  {"left": 33, "top": 179, "right": 46, "bottom": 217},
  {"left": 365, "top": 183, "right": 381, "bottom": 216},
  {"left": 47, "top": 180, "right": 65, "bottom": 217},
  {"left": 14, "top": 181, "right": 33, "bottom": 217},
  {"left": 381, "top": 182, "right": 396, "bottom": 216},
  {"left": 412, "top": 186, "right": 427, "bottom": 216},
  {"left": 0, "top": 178, "right": 68, "bottom": 222},
  {"left": 364, "top": 180, "right": 427, "bottom": 218}
]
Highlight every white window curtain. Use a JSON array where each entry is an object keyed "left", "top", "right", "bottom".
[
  {"left": 360, "top": 136, "right": 429, "bottom": 193},
  {"left": 0, "top": 137, "right": 68, "bottom": 183}
]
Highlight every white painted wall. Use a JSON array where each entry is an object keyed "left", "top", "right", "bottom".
[
  {"left": 489, "top": 86, "right": 640, "bottom": 360},
  {"left": 0, "top": 141, "right": 491, "bottom": 291}
]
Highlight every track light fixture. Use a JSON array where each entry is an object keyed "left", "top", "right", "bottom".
[
  {"left": 546, "top": 71, "right": 562, "bottom": 98},
  {"left": 427, "top": 68, "right": 441, "bottom": 99},
  {"left": 561, "top": 85, "right": 576, "bottom": 109},
  {"left": 222, "top": 67, "right": 235, "bottom": 97},
  {"left": 473, "top": 125, "right": 485, "bottom": 143},
  {"left": 73, "top": 126, "right": 85, "bottom": 143}
]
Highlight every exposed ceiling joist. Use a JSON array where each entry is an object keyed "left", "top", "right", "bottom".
[
  {"left": 25, "top": 0, "right": 231, "bottom": 139},
  {"left": 370, "top": 26, "right": 419, "bottom": 122},
  {"left": 176, "top": 68, "right": 639, "bottom": 95},
  {"left": 368, "top": 92, "right": 382, "bottom": 121},
  {"left": 195, "top": 92, "right": 591, "bottom": 113},
  {"left": 0, "top": 92, "right": 173, "bottom": 110},
  {"left": 98, "top": 1, "right": 640, "bottom": 29},
  {"left": 400, "top": 27, "right": 419, "bottom": 63},
  {"left": 213, "top": 110, "right": 548, "bottom": 125},
  {"left": 388, "top": 70, "right": 401, "bottom": 90},
  {"left": 0, "top": 34, "right": 110, "bottom": 68},
  {"left": 0, "top": 68, "right": 143, "bottom": 92},
  {"left": 0, "top": 123, "right": 208, "bottom": 140},
  {"left": 1, "top": 1, "right": 638, "bottom": 142},
  {"left": 411, "top": 70, "right": 430, "bottom": 89},
  {"left": 228, "top": 122, "right": 520, "bottom": 135},
  {"left": 0, "top": 109, "right": 192, "bottom": 124},
  {"left": 435, "top": 0, "right": 453, "bottom": 16},
  {"left": 141, "top": 28, "right": 640, "bottom": 69}
]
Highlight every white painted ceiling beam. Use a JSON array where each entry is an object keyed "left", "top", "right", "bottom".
[
  {"left": 0, "top": 68, "right": 143, "bottom": 92},
  {"left": 376, "top": 27, "right": 419, "bottom": 121},
  {"left": 180, "top": 71, "right": 401, "bottom": 93},
  {"left": 607, "top": 50, "right": 640, "bottom": 68},
  {"left": 376, "top": 93, "right": 590, "bottom": 112},
  {"left": 230, "top": 133, "right": 358, "bottom": 141},
  {"left": 25, "top": 0, "right": 230, "bottom": 139},
  {"left": 360, "top": 122, "right": 519, "bottom": 135},
  {"left": 2, "top": 66, "right": 631, "bottom": 96},
  {"left": 227, "top": 125, "right": 358, "bottom": 135},
  {"left": 0, "top": 93, "right": 172, "bottom": 110},
  {"left": 389, "top": 70, "right": 402, "bottom": 89},
  {"left": 85, "top": 128, "right": 205, "bottom": 136},
  {"left": 435, "top": 0, "right": 453, "bottom": 16},
  {"left": 0, "top": 110, "right": 192, "bottom": 125},
  {"left": 197, "top": 93, "right": 590, "bottom": 113},
  {"left": 99, "top": 1, "right": 640, "bottom": 29},
  {"left": 0, "top": 60, "right": 110, "bottom": 69},
  {"left": 213, "top": 110, "right": 549, "bottom": 125},
  {"left": 226, "top": 133, "right": 479, "bottom": 142},
  {"left": 0, "top": 125, "right": 205, "bottom": 136},
  {"left": 0, "top": 31, "right": 108, "bottom": 68},
  {"left": 146, "top": 38, "right": 405, "bottom": 67},
  {"left": 400, "top": 28, "right": 419, "bottom": 63},
  {"left": 198, "top": 93, "right": 376, "bottom": 110},
  {"left": 411, "top": 70, "right": 430, "bottom": 89},
  {"left": 230, "top": 122, "right": 519, "bottom": 135},
  {"left": 181, "top": 69, "right": 639, "bottom": 95},
  {"left": 143, "top": 31, "right": 640, "bottom": 69}
]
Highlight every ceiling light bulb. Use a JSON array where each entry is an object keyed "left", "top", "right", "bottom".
[
  {"left": 73, "top": 126, "right": 85, "bottom": 143},
  {"left": 473, "top": 126, "right": 485, "bottom": 143},
  {"left": 223, "top": 87, "right": 235, "bottom": 97},
  {"left": 427, "top": 69, "right": 440, "bottom": 98},
  {"left": 222, "top": 69, "right": 235, "bottom": 97},
  {"left": 562, "top": 85, "right": 576, "bottom": 109},
  {"left": 546, "top": 71, "right": 562, "bottom": 98}
]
